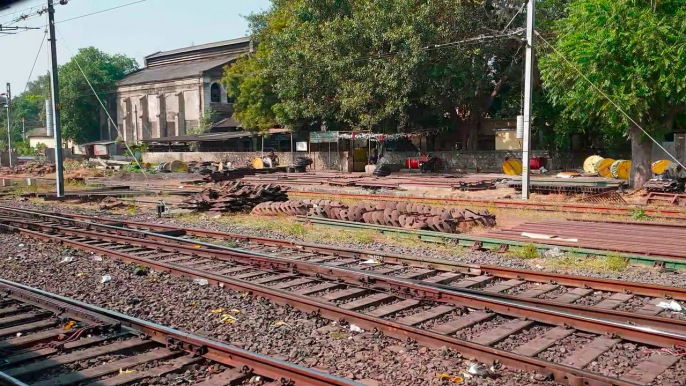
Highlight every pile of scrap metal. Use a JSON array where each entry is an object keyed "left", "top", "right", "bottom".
[
  {"left": 0, "top": 162, "right": 56, "bottom": 176},
  {"left": 252, "top": 199, "right": 496, "bottom": 233},
  {"left": 643, "top": 161, "right": 686, "bottom": 205},
  {"left": 179, "top": 182, "right": 288, "bottom": 212}
]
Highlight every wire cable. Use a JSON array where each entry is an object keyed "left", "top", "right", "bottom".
[
  {"left": 24, "top": 29, "right": 47, "bottom": 93},
  {"left": 534, "top": 29, "right": 685, "bottom": 171}
]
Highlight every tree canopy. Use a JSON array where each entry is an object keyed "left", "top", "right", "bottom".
[
  {"left": 224, "top": 0, "right": 531, "bottom": 148},
  {"left": 0, "top": 47, "right": 137, "bottom": 148},
  {"left": 59, "top": 47, "right": 138, "bottom": 143},
  {"left": 539, "top": 0, "right": 686, "bottom": 185}
]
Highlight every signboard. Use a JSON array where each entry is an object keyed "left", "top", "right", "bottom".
[
  {"left": 296, "top": 141, "right": 308, "bottom": 151},
  {"left": 310, "top": 131, "right": 339, "bottom": 143}
]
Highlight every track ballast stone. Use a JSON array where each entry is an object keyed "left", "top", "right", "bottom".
[{"left": 0, "top": 232, "right": 558, "bottom": 386}]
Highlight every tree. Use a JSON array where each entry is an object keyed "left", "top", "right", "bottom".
[
  {"left": 539, "top": 0, "right": 686, "bottom": 186},
  {"left": 59, "top": 47, "right": 138, "bottom": 143},
  {"left": 227, "top": 0, "right": 531, "bottom": 147},
  {"left": 222, "top": 51, "right": 281, "bottom": 134}
]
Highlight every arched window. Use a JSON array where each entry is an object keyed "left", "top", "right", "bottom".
[{"left": 210, "top": 83, "right": 221, "bottom": 103}]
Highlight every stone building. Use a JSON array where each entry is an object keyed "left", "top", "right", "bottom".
[{"left": 115, "top": 37, "right": 252, "bottom": 142}]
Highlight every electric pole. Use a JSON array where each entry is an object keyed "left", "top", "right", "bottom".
[
  {"left": 5, "top": 83, "right": 11, "bottom": 167},
  {"left": 48, "top": 0, "right": 64, "bottom": 197},
  {"left": 22, "top": 118, "right": 25, "bottom": 141},
  {"left": 521, "top": 0, "right": 535, "bottom": 200}
]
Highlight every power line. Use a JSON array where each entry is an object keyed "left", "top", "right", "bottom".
[
  {"left": 57, "top": 0, "right": 150, "bottom": 24},
  {"left": 24, "top": 29, "right": 48, "bottom": 93},
  {"left": 0, "top": 0, "right": 150, "bottom": 38}
]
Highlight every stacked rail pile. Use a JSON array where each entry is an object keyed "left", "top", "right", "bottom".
[
  {"left": 253, "top": 199, "right": 496, "bottom": 233},
  {"left": 179, "top": 182, "right": 288, "bottom": 212},
  {"left": 0, "top": 162, "right": 56, "bottom": 176}
]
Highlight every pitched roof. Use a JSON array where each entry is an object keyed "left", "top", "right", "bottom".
[
  {"left": 26, "top": 127, "right": 49, "bottom": 138},
  {"left": 140, "top": 130, "right": 253, "bottom": 143},
  {"left": 145, "top": 37, "right": 251, "bottom": 61},
  {"left": 117, "top": 56, "right": 239, "bottom": 87}
]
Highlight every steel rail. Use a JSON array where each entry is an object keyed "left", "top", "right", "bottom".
[
  {"left": 296, "top": 216, "right": 686, "bottom": 268},
  {"left": 0, "top": 278, "right": 363, "bottom": 386},
  {"left": 2, "top": 209, "right": 686, "bottom": 336},
  {"left": 0, "top": 223, "right": 681, "bottom": 386},
  {"left": 8, "top": 207, "right": 686, "bottom": 301},
  {"left": 288, "top": 190, "right": 686, "bottom": 220}
]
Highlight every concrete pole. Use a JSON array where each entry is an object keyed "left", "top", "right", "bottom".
[
  {"left": 6, "top": 83, "right": 11, "bottom": 167},
  {"left": 22, "top": 118, "right": 25, "bottom": 141},
  {"left": 521, "top": 0, "right": 535, "bottom": 200},
  {"left": 48, "top": 0, "right": 64, "bottom": 197}
]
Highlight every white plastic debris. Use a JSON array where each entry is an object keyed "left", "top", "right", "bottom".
[
  {"left": 18, "top": 243, "right": 24, "bottom": 248},
  {"left": 466, "top": 362, "right": 490, "bottom": 376},
  {"left": 194, "top": 278, "right": 209, "bottom": 286},
  {"left": 543, "top": 247, "right": 563, "bottom": 258},
  {"left": 657, "top": 300, "right": 683, "bottom": 312},
  {"left": 100, "top": 275, "right": 112, "bottom": 284},
  {"left": 349, "top": 324, "right": 364, "bottom": 333},
  {"left": 361, "top": 259, "right": 381, "bottom": 265},
  {"left": 60, "top": 256, "right": 75, "bottom": 263},
  {"left": 92, "top": 256, "right": 103, "bottom": 262}
]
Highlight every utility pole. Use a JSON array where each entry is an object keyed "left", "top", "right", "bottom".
[
  {"left": 22, "top": 118, "right": 25, "bottom": 141},
  {"left": 5, "top": 83, "right": 11, "bottom": 167},
  {"left": 521, "top": 0, "right": 535, "bottom": 200},
  {"left": 47, "top": 0, "right": 64, "bottom": 197}
]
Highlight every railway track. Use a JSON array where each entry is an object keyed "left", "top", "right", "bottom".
[
  {"left": 287, "top": 191, "right": 686, "bottom": 221},
  {"left": 1, "top": 207, "right": 686, "bottom": 385},
  {"left": 0, "top": 279, "right": 361, "bottom": 386}
]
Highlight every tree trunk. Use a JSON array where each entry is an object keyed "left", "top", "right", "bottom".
[{"left": 629, "top": 124, "right": 652, "bottom": 188}]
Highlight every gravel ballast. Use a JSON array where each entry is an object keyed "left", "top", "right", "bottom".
[{"left": 0, "top": 232, "right": 559, "bottom": 386}]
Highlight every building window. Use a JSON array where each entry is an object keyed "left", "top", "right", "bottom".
[{"left": 210, "top": 83, "right": 221, "bottom": 103}]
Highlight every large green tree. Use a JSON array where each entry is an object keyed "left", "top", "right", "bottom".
[
  {"left": 539, "top": 0, "right": 686, "bottom": 186},
  {"left": 1, "top": 49, "right": 137, "bottom": 147},
  {"left": 226, "top": 0, "right": 530, "bottom": 147},
  {"left": 59, "top": 47, "right": 138, "bottom": 143}
]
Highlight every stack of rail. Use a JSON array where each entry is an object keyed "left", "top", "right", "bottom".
[
  {"left": 253, "top": 199, "right": 496, "bottom": 233},
  {"left": 179, "top": 182, "right": 288, "bottom": 212}
]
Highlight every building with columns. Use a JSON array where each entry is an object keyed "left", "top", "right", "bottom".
[{"left": 115, "top": 37, "right": 252, "bottom": 142}]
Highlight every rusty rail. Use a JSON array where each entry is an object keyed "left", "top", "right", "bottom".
[
  {"left": 3, "top": 207, "right": 686, "bottom": 385},
  {"left": 0, "top": 279, "right": 362, "bottom": 386}
]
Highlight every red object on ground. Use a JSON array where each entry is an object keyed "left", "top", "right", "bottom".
[
  {"left": 405, "top": 156, "right": 432, "bottom": 169},
  {"left": 529, "top": 157, "right": 546, "bottom": 170}
]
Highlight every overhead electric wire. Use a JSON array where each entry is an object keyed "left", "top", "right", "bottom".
[{"left": 24, "top": 29, "right": 47, "bottom": 93}]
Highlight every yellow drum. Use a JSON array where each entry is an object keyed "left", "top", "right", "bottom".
[
  {"left": 596, "top": 158, "right": 615, "bottom": 178},
  {"left": 252, "top": 157, "right": 265, "bottom": 169},
  {"left": 583, "top": 155, "right": 604, "bottom": 174},
  {"left": 652, "top": 160, "right": 671, "bottom": 175},
  {"left": 610, "top": 160, "right": 631, "bottom": 180},
  {"left": 502, "top": 159, "right": 522, "bottom": 175}
]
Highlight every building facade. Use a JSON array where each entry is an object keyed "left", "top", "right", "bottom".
[{"left": 115, "top": 37, "right": 252, "bottom": 142}]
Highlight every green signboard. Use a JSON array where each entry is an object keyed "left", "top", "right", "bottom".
[{"left": 310, "top": 131, "right": 339, "bottom": 144}]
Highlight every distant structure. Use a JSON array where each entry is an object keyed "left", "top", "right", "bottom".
[{"left": 115, "top": 37, "right": 252, "bottom": 142}]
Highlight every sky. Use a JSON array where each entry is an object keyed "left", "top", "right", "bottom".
[{"left": 0, "top": 0, "right": 272, "bottom": 95}]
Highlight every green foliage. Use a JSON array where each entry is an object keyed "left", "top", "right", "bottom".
[
  {"left": 631, "top": 208, "right": 648, "bottom": 221},
  {"left": 517, "top": 244, "right": 539, "bottom": 259},
  {"left": 188, "top": 109, "right": 220, "bottom": 151},
  {"left": 222, "top": 52, "right": 280, "bottom": 134},
  {"left": 188, "top": 109, "right": 219, "bottom": 136},
  {"left": 59, "top": 47, "right": 138, "bottom": 143},
  {"left": 539, "top": 0, "right": 686, "bottom": 182},
  {"left": 226, "top": 0, "right": 573, "bottom": 143},
  {"left": 15, "top": 141, "right": 32, "bottom": 156}
]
